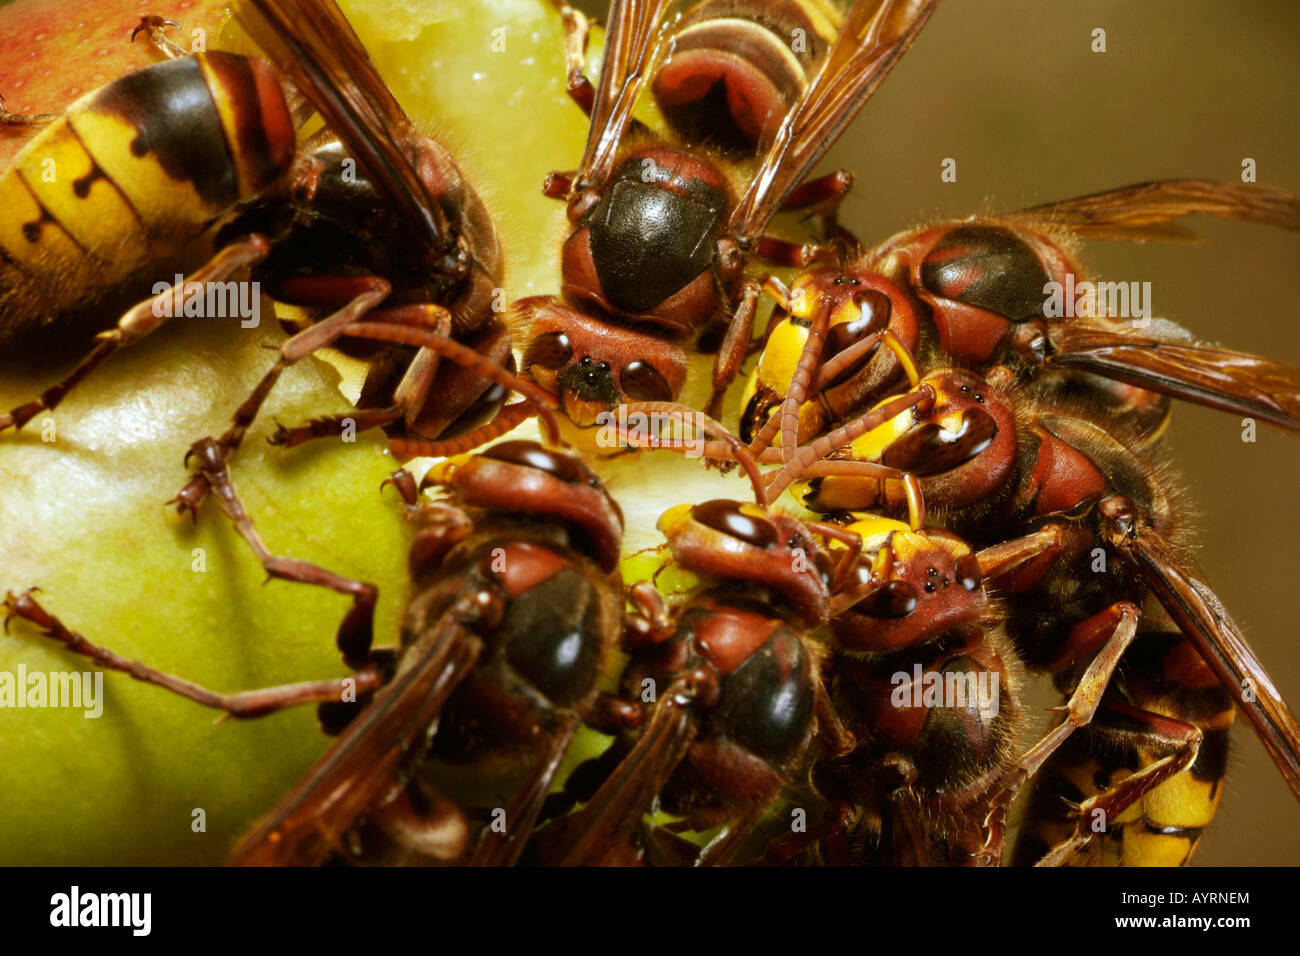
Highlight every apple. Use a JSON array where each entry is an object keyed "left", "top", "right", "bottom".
[
  {"left": 0, "top": 0, "right": 598, "bottom": 864},
  {"left": 0, "top": 0, "right": 769, "bottom": 864},
  {"left": 0, "top": 0, "right": 232, "bottom": 167}
]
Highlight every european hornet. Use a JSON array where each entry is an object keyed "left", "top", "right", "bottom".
[
  {"left": 0, "top": 18, "right": 296, "bottom": 342},
  {"left": 532, "top": 439, "right": 869, "bottom": 865},
  {"left": 0, "top": 0, "right": 568, "bottom": 657},
  {"left": 730, "top": 478, "right": 1132, "bottom": 866},
  {"left": 530, "top": 412, "right": 1129, "bottom": 866},
  {"left": 524, "top": 412, "right": 983, "bottom": 867},
  {"left": 517, "top": 0, "right": 938, "bottom": 436},
  {"left": 789, "top": 365, "right": 1300, "bottom": 863},
  {"left": 3, "top": 438, "right": 643, "bottom": 865},
  {"left": 740, "top": 181, "right": 1300, "bottom": 455},
  {"left": 0, "top": 0, "right": 547, "bottom": 478},
  {"left": 797, "top": 510, "right": 1028, "bottom": 866}
]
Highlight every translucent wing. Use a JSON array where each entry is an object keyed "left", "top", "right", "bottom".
[
  {"left": 238, "top": 0, "right": 454, "bottom": 258},
  {"left": 555, "top": 695, "right": 698, "bottom": 865},
  {"left": 1040, "top": 413, "right": 1300, "bottom": 804},
  {"left": 1008, "top": 179, "right": 1300, "bottom": 242},
  {"left": 573, "top": 0, "right": 674, "bottom": 190},
  {"left": 1045, "top": 320, "right": 1300, "bottom": 431},
  {"left": 729, "top": 0, "right": 939, "bottom": 240},
  {"left": 1116, "top": 526, "right": 1300, "bottom": 802},
  {"left": 230, "top": 616, "right": 480, "bottom": 866}
]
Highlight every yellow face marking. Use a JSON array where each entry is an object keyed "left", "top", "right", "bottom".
[
  {"left": 848, "top": 393, "right": 916, "bottom": 461},
  {"left": 756, "top": 317, "right": 808, "bottom": 392},
  {"left": 827, "top": 298, "right": 868, "bottom": 331},
  {"left": 895, "top": 529, "right": 966, "bottom": 566},
  {"left": 928, "top": 377, "right": 961, "bottom": 406},
  {"left": 787, "top": 276, "right": 822, "bottom": 323},
  {"left": 744, "top": 318, "right": 828, "bottom": 446},
  {"left": 623, "top": 546, "right": 704, "bottom": 603},
  {"left": 657, "top": 503, "right": 695, "bottom": 538},
  {"left": 658, "top": 501, "right": 773, "bottom": 552},
  {"left": 619, "top": 547, "right": 666, "bottom": 584},
  {"left": 845, "top": 516, "right": 910, "bottom": 553},
  {"left": 424, "top": 455, "right": 469, "bottom": 487},
  {"left": 652, "top": 558, "right": 705, "bottom": 601},
  {"left": 795, "top": 465, "right": 890, "bottom": 513},
  {"left": 848, "top": 371, "right": 972, "bottom": 463}
]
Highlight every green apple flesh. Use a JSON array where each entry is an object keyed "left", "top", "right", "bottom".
[{"left": 0, "top": 0, "right": 775, "bottom": 863}]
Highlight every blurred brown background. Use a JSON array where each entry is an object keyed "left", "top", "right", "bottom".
[{"left": 575, "top": 0, "right": 1300, "bottom": 863}]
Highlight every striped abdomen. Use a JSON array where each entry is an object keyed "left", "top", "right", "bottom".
[
  {"left": 0, "top": 51, "right": 294, "bottom": 338},
  {"left": 651, "top": 0, "right": 844, "bottom": 153},
  {"left": 1014, "top": 632, "right": 1233, "bottom": 866}
]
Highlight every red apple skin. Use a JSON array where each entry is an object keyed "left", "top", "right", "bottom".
[{"left": 0, "top": 0, "right": 232, "bottom": 166}]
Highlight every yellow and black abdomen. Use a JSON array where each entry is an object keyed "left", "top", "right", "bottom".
[
  {"left": 1014, "top": 631, "right": 1233, "bottom": 866},
  {"left": 0, "top": 51, "right": 294, "bottom": 338}
]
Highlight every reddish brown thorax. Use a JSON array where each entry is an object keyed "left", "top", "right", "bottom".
[
  {"left": 873, "top": 221, "right": 1076, "bottom": 365},
  {"left": 1022, "top": 425, "right": 1109, "bottom": 517}
]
